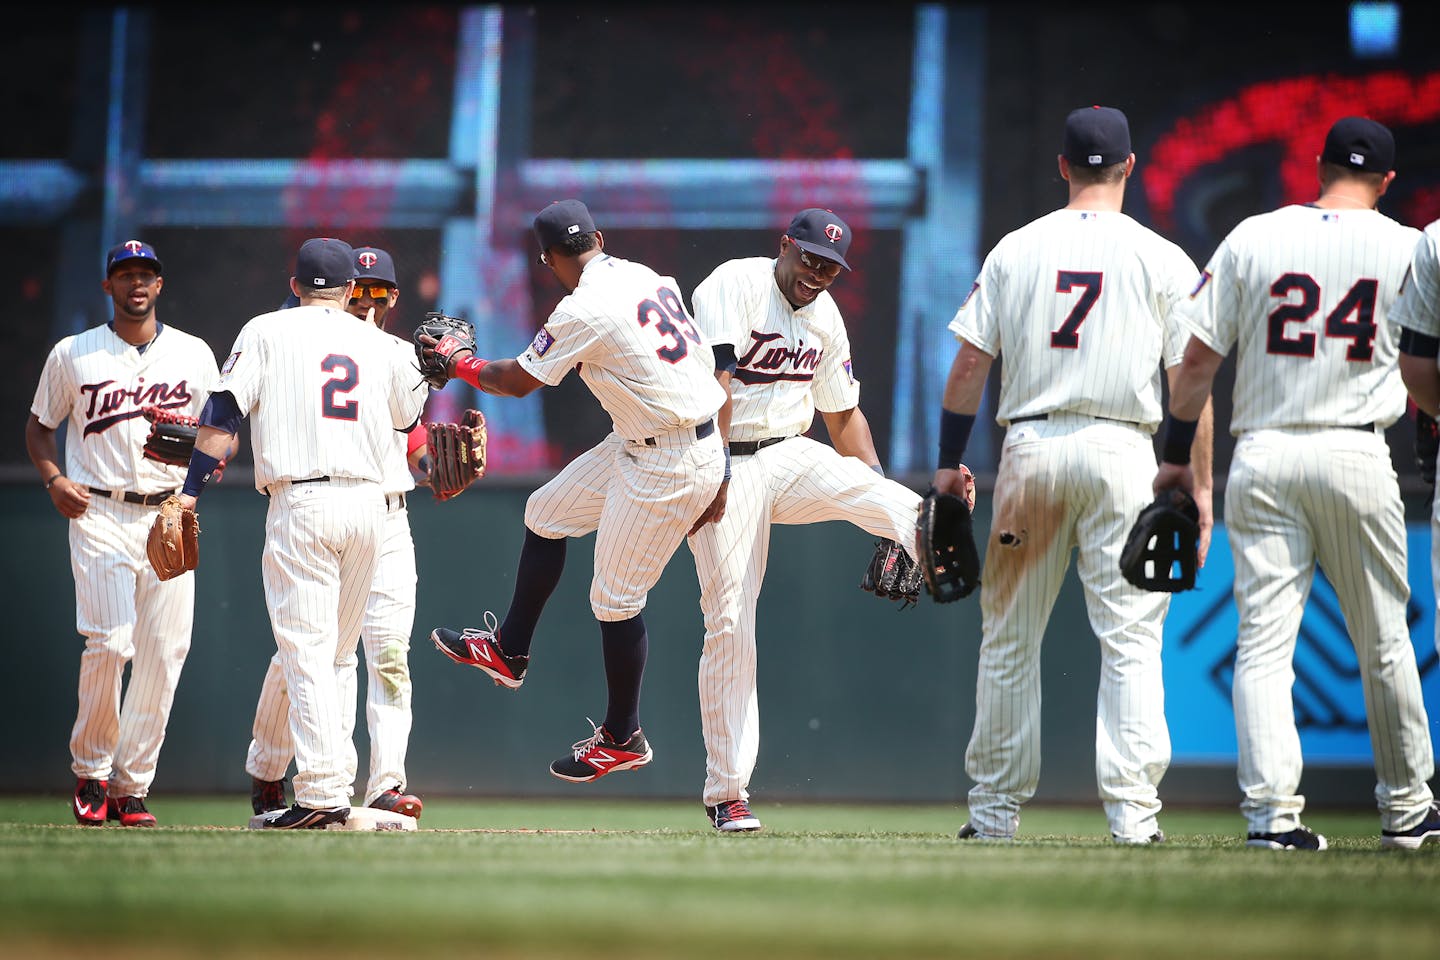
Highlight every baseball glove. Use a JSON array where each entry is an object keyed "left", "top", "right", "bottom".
[
  {"left": 1417, "top": 409, "right": 1438, "bottom": 486},
  {"left": 141, "top": 406, "right": 198, "bottom": 466},
  {"left": 917, "top": 489, "right": 981, "bottom": 603},
  {"left": 859, "top": 538, "right": 923, "bottom": 609},
  {"left": 146, "top": 495, "right": 199, "bottom": 581},
  {"left": 412, "top": 312, "right": 477, "bottom": 390},
  {"left": 426, "top": 409, "right": 487, "bottom": 501},
  {"left": 1119, "top": 488, "right": 1200, "bottom": 592}
]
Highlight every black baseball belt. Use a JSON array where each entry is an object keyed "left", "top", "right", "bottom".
[
  {"left": 729, "top": 435, "right": 795, "bottom": 457},
  {"left": 637, "top": 418, "right": 714, "bottom": 446},
  {"left": 88, "top": 487, "right": 176, "bottom": 507},
  {"left": 1010, "top": 413, "right": 1142, "bottom": 428}
]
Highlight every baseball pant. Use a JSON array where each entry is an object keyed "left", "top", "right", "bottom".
[
  {"left": 68, "top": 496, "right": 194, "bottom": 798},
  {"left": 524, "top": 430, "right": 725, "bottom": 621},
  {"left": 260, "top": 478, "right": 383, "bottom": 809},
  {"left": 686, "top": 436, "right": 923, "bottom": 807},
  {"left": 246, "top": 499, "right": 416, "bottom": 806},
  {"left": 1226, "top": 426, "right": 1435, "bottom": 834},
  {"left": 966, "top": 415, "right": 1172, "bottom": 840}
]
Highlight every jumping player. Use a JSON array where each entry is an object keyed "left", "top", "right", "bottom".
[
  {"left": 246, "top": 246, "right": 427, "bottom": 820},
  {"left": 683, "top": 209, "right": 941, "bottom": 832},
  {"left": 1156, "top": 116, "right": 1438, "bottom": 850},
  {"left": 26, "top": 240, "right": 220, "bottom": 827},
  {"left": 429, "top": 199, "right": 726, "bottom": 784},
  {"left": 937, "top": 107, "right": 1213, "bottom": 844}
]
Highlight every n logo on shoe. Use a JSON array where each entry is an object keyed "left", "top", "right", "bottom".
[{"left": 585, "top": 750, "right": 621, "bottom": 772}]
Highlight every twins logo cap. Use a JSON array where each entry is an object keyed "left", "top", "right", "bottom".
[
  {"left": 533, "top": 199, "right": 597, "bottom": 251},
  {"left": 105, "top": 240, "right": 163, "bottom": 277},
  {"left": 1321, "top": 116, "right": 1395, "bottom": 173},
  {"left": 1063, "top": 105, "right": 1132, "bottom": 167},
  {"left": 294, "top": 238, "right": 357, "bottom": 288},
  {"left": 786, "top": 208, "right": 852, "bottom": 271},
  {"left": 353, "top": 246, "right": 398, "bottom": 284}
]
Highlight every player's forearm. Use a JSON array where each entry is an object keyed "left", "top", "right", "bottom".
[
  {"left": 1190, "top": 398, "right": 1216, "bottom": 492},
  {"left": 454, "top": 356, "right": 543, "bottom": 397},
  {"left": 1399, "top": 352, "right": 1440, "bottom": 417},
  {"left": 24, "top": 415, "right": 63, "bottom": 485},
  {"left": 714, "top": 371, "right": 734, "bottom": 441},
  {"left": 1166, "top": 338, "right": 1223, "bottom": 421},
  {"left": 941, "top": 341, "right": 993, "bottom": 415},
  {"left": 823, "top": 406, "right": 880, "bottom": 465}
]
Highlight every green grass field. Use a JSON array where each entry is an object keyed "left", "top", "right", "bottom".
[{"left": 2, "top": 796, "right": 1437, "bottom": 959}]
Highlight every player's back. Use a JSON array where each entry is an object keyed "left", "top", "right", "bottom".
[
  {"left": 1186, "top": 205, "right": 1419, "bottom": 432},
  {"left": 221, "top": 305, "right": 425, "bottom": 489},
  {"left": 962, "top": 209, "right": 1195, "bottom": 427}
]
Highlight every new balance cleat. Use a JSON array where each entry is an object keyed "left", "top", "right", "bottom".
[
  {"left": 72, "top": 778, "right": 108, "bottom": 826},
  {"left": 251, "top": 776, "right": 288, "bottom": 815},
  {"left": 1246, "top": 825, "right": 1327, "bottom": 850},
  {"left": 550, "top": 719, "right": 653, "bottom": 783},
  {"left": 1113, "top": 830, "right": 1165, "bottom": 845},
  {"left": 107, "top": 795, "right": 157, "bottom": 827},
  {"left": 369, "top": 788, "right": 423, "bottom": 819},
  {"left": 707, "top": 799, "right": 762, "bottom": 832},
  {"left": 431, "top": 612, "right": 527, "bottom": 689},
  {"left": 956, "top": 822, "right": 1013, "bottom": 841},
  {"left": 262, "top": 803, "right": 350, "bottom": 830},
  {"left": 1381, "top": 803, "right": 1440, "bottom": 850}
]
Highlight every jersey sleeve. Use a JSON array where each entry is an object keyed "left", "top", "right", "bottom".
[
  {"left": 516, "top": 308, "right": 602, "bottom": 386},
  {"left": 388, "top": 337, "right": 428, "bottom": 429},
  {"left": 810, "top": 304, "right": 862, "bottom": 413},
  {"left": 30, "top": 340, "right": 76, "bottom": 428},
  {"left": 690, "top": 264, "right": 746, "bottom": 348},
  {"left": 1158, "top": 245, "right": 1203, "bottom": 368},
  {"left": 215, "top": 320, "right": 266, "bottom": 414},
  {"left": 1392, "top": 224, "right": 1440, "bottom": 339},
  {"left": 948, "top": 249, "right": 1003, "bottom": 355},
  {"left": 1177, "top": 237, "right": 1240, "bottom": 356}
]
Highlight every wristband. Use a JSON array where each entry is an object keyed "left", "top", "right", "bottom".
[
  {"left": 1160, "top": 416, "right": 1199, "bottom": 465},
  {"left": 181, "top": 450, "right": 222, "bottom": 497},
  {"left": 722, "top": 445, "right": 732, "bottom": 482},
  {"left": 44, "top": 473, "right": 63, "bottom": 489},
  {"left": 455, "top": 355, "right": 490, "bottom": 392},
  {"left": 870, "top": 463, "right": 885, "bottom": 477},
  {"left": 938, "top": 409, "right": 975, "bottom": 470}
]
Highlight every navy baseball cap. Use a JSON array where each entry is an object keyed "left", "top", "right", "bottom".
[
  {"left": 1063, "top": 106, "right": 1132, "bottom": 167},
  {"left": 294, "top": 238, "right": 357, "bottom": 288},
  {"left": 353, "top": 246, "right": 398, "bottom": 284},
  {"left": 533, "top": 199, "right": 597, "bottom": 251},
  {"left": 786, "top": 208, "right": 852, "bottom": 271},
  {"left": 105, "top": 240, "right": 163, "bottom": 277},
  {"left": 1321, "top": 117, "right": 1395, "bottom": 173}
]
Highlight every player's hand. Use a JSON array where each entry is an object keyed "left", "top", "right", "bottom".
[
  {"left": 688, "top": 480, "right": 729, "bottom": 536},
  {"left": 416, "top": 332, "right": 474, "bottom": 374},
  {"left": 930, "top": 465, "right": 977, "bottom": 512},
  {"left": 1153, "top": 462, "right": 1193, "bottom": 497},
  {"left": 1191, "top": 484, "right": 1214, "bottom": 568},
  {"left": 177, "top": 493, "right": 198, "bottom": 512},
  {"left": 48, "top": 476, "right": 90, "bottom": 519}
]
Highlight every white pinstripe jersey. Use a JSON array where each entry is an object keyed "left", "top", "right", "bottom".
[
  {"left": 216, "top": 305, "right": 428, "bottom": 491},
  {"left": 1392, "top": 218, "right": 1440, "bottom": 338},
  {"left": 690, "top": 257, "right": 861, "bottom": 442},
  {"left": 518, "top": 254, "right": 725, "bottom": 440},
  {"left": 1181, "top": 205, "right": 1419, "bottom": 433},
  {"left": 949, "top": 210, "right": 1196, "bottom": 430},
  {"left": 31, "top": 323, "right": 219, "bottom": 493},
  {"left": 379, "top": 333, "right": 419, "bottom": 495}
]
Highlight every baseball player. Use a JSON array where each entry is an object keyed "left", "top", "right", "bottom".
[
  {"left": 936, "top": 107, "right": 1213, "bottom": 844},
  {"left": 246, "top": 246, "right": 426, "bottom": 819},
  {"left": 1156, "top": 117, "right": 1438, "bottom": 850},
  {"left": 429, "top": 199, "right": 726, "bottom": 783},
  {"left": 178, "top": 237, "right": 428, "bottom": 829},
  {"left": 26, "top": 240, "right": 220, "bottom": 827},
  {"left": 684, "top": 209, "right": 936, "bottom": 832}
]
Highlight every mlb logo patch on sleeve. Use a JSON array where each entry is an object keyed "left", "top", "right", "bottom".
[
  {"left": 221, "top": 352, "right": 242, "bottom": 376},
  {"left": 530, "top": 327, "right": 555, "bottom": 357},
  {"left": 1189, "top": 271, "right": 1211, "bottom": 299}
]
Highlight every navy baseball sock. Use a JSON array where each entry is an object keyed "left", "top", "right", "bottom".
[
  {"left": 599, "top": 614, "right": 647, "bottom": 742},
  {"left": 498, "top": 529, "right": 567, "bottom": 657}
]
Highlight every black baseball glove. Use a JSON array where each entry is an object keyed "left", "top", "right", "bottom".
[
  {"left": 141, "top": 406, "right": 199, "bottom": 466},
  {"left": 859, "top": 538, "right": 923, "bottom": 609},
  {"left": 917, "top": 489, "right": 981, "bottom": 603},
  {"left": 1416, "top": 409, "right": 1438, "bottom": 486},
  {"left": 1119, "top": 488, "right": 1200, "bottom": 592},
  {"left": 412, "top": 312, "right": 477, "bottom": 390}
]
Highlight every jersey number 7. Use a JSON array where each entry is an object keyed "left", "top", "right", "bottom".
[{"left": 1051, "top": 270, "right": 1102, "bottom": 349}]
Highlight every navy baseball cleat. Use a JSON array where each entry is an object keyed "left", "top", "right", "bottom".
[
  {"left": 1246, "top": 825, "right": 1327, "bottom": 850},
  {"left": 1381, "top": 803, "right": 1440, "bottom": 850},
  {"left": 107, "top": 795, "right": 157, "bottom": 827},
  {"left": 369, "top": 787, "right": 423, "bottom": 819},
  {"left": 550, "top": 719, "right": 653, "bottom": 782},
  {"left": 431, "top": 612, "right": 527, "bottom": 689},
  {"left": 251, "top": 776, "right": 288, "bottom": 815},
  {"left": 707, "top": 799, "right": 762, "bottom": 832},
  {"left": 262, "top": 804, "right": 350, "bottom": 830},
  {"left": 72, "top": 778, "right": 108, "bottom": 826}
]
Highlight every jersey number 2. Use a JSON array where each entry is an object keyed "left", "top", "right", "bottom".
[
  {"left": 321, "top": 354, "right": 359, "bottom": 421},
  {"left": 1052, "top": 271, "right": 1102, "bottom": 349},
  {"left": 1267, "top": 274, "right": 1377, "bottom": 361}
]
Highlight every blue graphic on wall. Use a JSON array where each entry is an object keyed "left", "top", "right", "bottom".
[{"left": 1164, "top": 524, "right": 1439, "bottom": 764}]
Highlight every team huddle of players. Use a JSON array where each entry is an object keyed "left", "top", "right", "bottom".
[{"left": 25, "top": 105, "right": 1440, "bottom": 847}]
